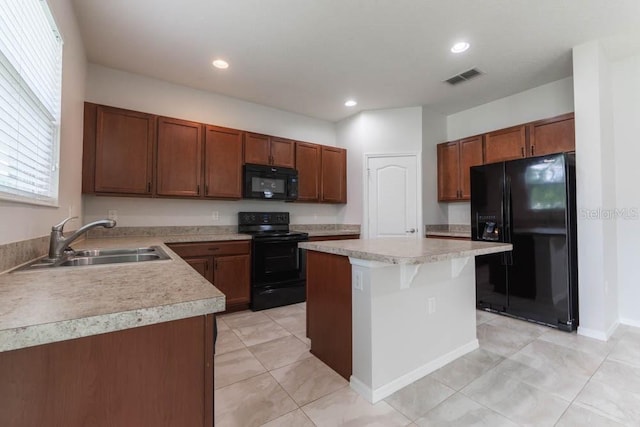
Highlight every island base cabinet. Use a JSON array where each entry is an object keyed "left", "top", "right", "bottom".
[
  {"left": 0, "top": 315, "right": 214, "bottom": 427},
  {"left": 306, "top": 251, "right": 352, "bottom": 380}
]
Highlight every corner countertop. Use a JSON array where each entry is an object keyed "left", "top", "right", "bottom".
[
  {"left": 299, "top": 237, "right": 511, "bottom": 265},
  {"left": 0, "top": 235, "right": 252, "bottom": 353},
  {"left": 425, "top": 224, "right": 471, "bottom": 239}
]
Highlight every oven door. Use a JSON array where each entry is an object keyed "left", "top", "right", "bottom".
[{"left": 252, "top": 239, "right": 305, "bottom": 287}]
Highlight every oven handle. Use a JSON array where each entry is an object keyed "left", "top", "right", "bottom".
[{"left": 252, "top": 236, "right": 309, "bottom": 243}]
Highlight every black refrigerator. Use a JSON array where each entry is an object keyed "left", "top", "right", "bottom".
[{"left": 471, "top": 153, "right": 578, "bottom": 331}]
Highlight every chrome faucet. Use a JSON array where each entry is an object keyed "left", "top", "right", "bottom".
[{"left": 47, "top": 217, "right": 116, "bottom": 261}]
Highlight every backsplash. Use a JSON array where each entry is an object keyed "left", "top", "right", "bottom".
[{"left": 0, "top": 236, "right": 49, "bottom": 273}]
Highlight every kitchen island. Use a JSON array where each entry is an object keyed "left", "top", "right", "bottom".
[
  {"left": 299, "top": 237, "right": 512, "bottom": 403},
  {"left": 0, "top": 234, "right": 245, "bottom": 427}
]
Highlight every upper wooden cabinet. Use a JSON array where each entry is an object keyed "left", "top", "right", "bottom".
[
  {"left": 437, "top": 136, "right": 484, "bottom": 202},
  {"left": 484, "top": 125, "right": 526, "bottom": 164},
  {"left": 204, "top": 125, "right": 243, "bottom": 199},
  {"left": 320, "top": 146, "right": 347, "bottom": 203},
  {"left": 527, "top": 113, "right": 575, "bottom": 157},
  {"left": 295, "top": 142, "right": 321, "bottom": 201},
  {"left": 244, "top": 132, "right": 295, "bottom": 168},
  {"left": 84, "top": 104, "right": 155, "bottom": 195},
  {"left": 156, "top": 117, "right": 203, "bottom": 197}
]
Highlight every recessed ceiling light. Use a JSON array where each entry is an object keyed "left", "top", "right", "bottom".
[
  {"left": 344, "top": 99, "right": 357, "bottom": 107},
  {"left": 212, "top": 59, "right": 229, "bottom": 69},
  {"left": 450, "top": 42, "right": 470, "bottom": 53}
]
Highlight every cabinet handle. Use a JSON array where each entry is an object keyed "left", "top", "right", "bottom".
[
  {"left": 521, "top": 147, "right": 525, "bottom": 157},
  {"left": 205, "top": 184, "right": 209, "bottom": 196},
  {"left": 147, "top": 182, "right": 151, "bottom": 192},
  {"left": 197, "top": 184, "right": 200, "bottom": 195},
  {"left": 208, "top": 247, "right": 219, "bottom": 251},
  {"left": 531, "top": 145, "right": 535, "bottom": 156},
  {"left": 214, "top": 259, "right": 218, "bottom": 270},
  {"left": 205, "top": 261, "right": 208, "bottom": 273}
]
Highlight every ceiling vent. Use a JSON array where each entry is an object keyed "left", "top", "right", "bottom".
[{"left": 444, "top": 68, "right": 483, "bottom": 85}]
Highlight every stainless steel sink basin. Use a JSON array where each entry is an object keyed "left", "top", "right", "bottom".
[{"left": 17, "top": 246, "right": 171, "bottom": 271}]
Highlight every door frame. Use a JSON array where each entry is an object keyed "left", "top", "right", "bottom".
[{"left": 363, "top": 152, "right": 423, "bottom": 239}]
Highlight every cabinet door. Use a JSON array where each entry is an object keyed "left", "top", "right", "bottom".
[
  {"left": 214, "top": 254, "right": 250, "bottom": 310},
  {"left": 459, "top": 136, "right": 484, "bottom": 199},
  {"left": 295, "top": 142, "right": 321, "bottom": 201},
  {"left": 484, "top": 125, "right": 526, "bottom": 164},
  {"left": 244, "top": 133, "right": 270, "bottom": 165},
  {"left": 528, "top": 113, "right": 575, "bottom": 157},
  {"left": 156, "top": 117, "right": 202, "bottom": 197},
  {"left": 437, "top": 141, "right": 460, "bottom": 201},
  {"left": 320, "top": 146, "right": 347, "bottom": 203},
  {"left": 184, "top": 256, "right": 213, "bottom": 283},
  {"left": 95, "top": 106, "right": 155, "bottom": 194},
  {"left": 270, "top": 137, "right": 295, "bottom": 168},
  {"left": 204, "top": 125, "right": 243, "bottom": 199}
]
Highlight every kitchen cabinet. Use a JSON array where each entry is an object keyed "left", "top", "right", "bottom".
[
  {"left": 169, "top": 241, "right": 251, "bottom": 312},
  {"left": 295, "top": 141, "right": 321, "bottom": 201},
  {"left": 527, "top": 113, "right": 575, "bottom": 157},
  {"left": 83, "top": 103, "right": 155, "bottom": 195},
  {"left": 204, "top": 125, "right": 243, "bottom": 199},
  {"left": 156, "top": 116, "right": 203, "bottom": 197},
  {"left": 0, "top": 315, "right": 214, "bottom": 427},
  {"left": 320, "top": 146, "right": 347, "bottom": 203},
  {"left": 437, "top": 135, "right": 483, "bottom": 201},
  {"left": 244, "top": 132, "right": 295, "bottom": 168},
  {"left": 484, "top": 125, "right": 527, "bottom": 164}
]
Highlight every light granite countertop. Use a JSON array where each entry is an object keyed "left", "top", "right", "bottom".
[
  {"left": 305, "top": 230, "right": 360, "bottom": 237},
  {"left": 425, "top": 231, "right": 472, "bottom": 238},
  {"left": 0, "top": 236, "right": 242, "bottom": 353},
  {"left": 299, "top": 237, "right": 511, "bottom": 265}
]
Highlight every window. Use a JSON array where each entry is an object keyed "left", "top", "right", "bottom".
[{"left": 0, "top": 0, "right": 63, "bottom": 205}]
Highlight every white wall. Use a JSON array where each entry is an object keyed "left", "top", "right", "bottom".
[
  {"left": 0, "top": 0, "right": 86, "bottom": 244},
  {"left": 335, "top": 107, "right": 423, "bottom": 227},
  {"left": 83, "top": 64, "right": 341, "bottom": 226},
  {"left": 612, "top": 53, "right": 640, "bottom": 327},
  {"left": 444, "top": 77, "right": 575, "bottom": 225},
  {"left": 421, "top": 108, "right": 448, "bottom": 226}
]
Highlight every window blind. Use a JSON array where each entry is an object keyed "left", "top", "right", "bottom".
[{"left": 0, "top": 0, "right": 62, "bottom": 205}]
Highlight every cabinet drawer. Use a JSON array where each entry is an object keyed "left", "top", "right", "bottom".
[{"left": 168, "top": 241, "right": 250, "bottom": 257}]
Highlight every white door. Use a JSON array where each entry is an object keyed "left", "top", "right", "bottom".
[{"left": 366, "top": 154, "right": 420, "bottom": 238}]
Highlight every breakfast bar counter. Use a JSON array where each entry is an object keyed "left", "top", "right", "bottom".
[{"left": 299, "top": 237, "right": 511, "bottom": 403}]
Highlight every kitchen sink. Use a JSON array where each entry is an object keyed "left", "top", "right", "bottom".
[{"left": 16, "top": 246, "right": 171, "bottom": 271}]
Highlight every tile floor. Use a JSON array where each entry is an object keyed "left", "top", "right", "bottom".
[{"left": 215, "top": 304, "right": 640, "bottom": 426}]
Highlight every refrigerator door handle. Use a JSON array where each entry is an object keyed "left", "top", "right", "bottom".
[{"left": 504, "top": 175, "right": 512, "bottom": 244}]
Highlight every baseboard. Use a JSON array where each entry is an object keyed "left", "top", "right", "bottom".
[
  {"left": 619, "top": 318, "right": 640, "bottom": 328},
  {"left": 577, "top": 322, "right": 620, "bottom": 341},
  {"left": 349, "top": 339, "right": 479, "bottom": 403}
]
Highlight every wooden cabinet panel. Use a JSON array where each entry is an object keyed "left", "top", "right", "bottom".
[
  {"left": 484, "top": 125, "right": 526, "bottom": 164},
  {"left": 437, "top": 141, "right": 460, "bottom": 201},
  {"left": 94, "top": 106, "right": 155, "bottom": 194},
  {"left": 244, "top": 133, "right": 270, "bottom": 165},
  {"left": 204, "top": 125, "right": 243, "bottom": 199},
  {"left": 184, "top": 256, "right": 213, "bottom": 283},
  {"left": 156, "top": 117, "right": 202, "bottom": 197},
  {"left": 306, "top": 251, "right": 352, "bottom": 380},
  {"left": 169, "top": 241, "right": 250, "bottom": 258},
  {"left": 528, "top": 113, "right": 575, "bottom": 157},
  {"left": 0, "top": 316, "right": 213, "bottom": 427},
  {"left": 459, "top": 136, "right": 484, "bottom": 199},
  {"left": 82, "top": 103, "right": 97, "bottom": 193},
  {"left": 295, "top": 142, "right": 321, "bottom": 201},
  {"left": 270, "top": 137, "right": 295, "bottom": 168},
  {"left": 214, "top": 254, "right": 250, "bottom": 310},
  {"left": 320, "top": 146, "right": 347, "bottom": 203}
]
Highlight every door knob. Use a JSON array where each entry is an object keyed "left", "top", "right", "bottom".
[{"left": 406, "top": 228, "right": 416, "bottom": 233}]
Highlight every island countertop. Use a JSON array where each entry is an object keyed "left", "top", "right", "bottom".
[
  {"left": 299, "top": 237, "right": 512, "bottom": 265},
  {"left": 0, "top": 235, "right": 249, "bottom": 352}
]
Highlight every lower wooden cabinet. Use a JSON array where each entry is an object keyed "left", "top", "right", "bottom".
[
  {"left": 0, "top": 315, "right": 214, "bottom": 427},
  {"left": 169, "top": 241, "right": 251, "bottom": 313}
]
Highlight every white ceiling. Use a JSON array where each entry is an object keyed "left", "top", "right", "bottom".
[{"left": 71, "top": 0, "right": 640, "bottom": 122}]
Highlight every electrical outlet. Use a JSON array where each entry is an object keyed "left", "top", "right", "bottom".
[
  {"left": 428, "top": 297, "right": 436, "bottom": 314},
  {"left": 211, "top": 211, "right": 219, "bottom": 221},
  {"left": 353, "top": 271, "right": 363, "bottom": 290},
  {"left": 108, "top": 210, "right": 118, "bottom": 221}
]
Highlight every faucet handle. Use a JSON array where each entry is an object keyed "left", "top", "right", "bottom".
[{"left": 52, "top": 216, "right": 78, "bottom": 232}]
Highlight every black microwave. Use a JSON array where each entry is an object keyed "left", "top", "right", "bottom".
[{"left": 243, "top": 164, "right": 299, "bottom": 201}]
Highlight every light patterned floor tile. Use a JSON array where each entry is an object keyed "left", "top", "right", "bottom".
[
  {"left": 214, "top": 347, "right": 266, "bottom": 389},
  {"left": 538, "top": 327, "right": 614, "bottom": 359},
  {"left": 248, "top": 334, "right": 313, "bottom": 370},
  {"left": 476, "top": 322, "right": 537, "bottom": 357},
  {"left": 486, "top": 314, "right": 550, "bottom": 337},
  {"left": 217, "top": 317, "right": 230, "bottom": 331},
  {"left": 220, "top": 310, "right": 273, "bottom": 329},
  {"left": 556, "top": 404, "right": 624, "bottom": 427},
  {"left": 461, "top": 369, "right": 570, "bottom": 426},
  {"left": 271, "top": 312, "right": 306, "bottom": 335},
  {"left": 233, "top": 320, "right": 291, "bottom": 347},
  {"left": 608, "top": 331, "right": 640, "bottom": 368},
  {"left": 385, "top": 375, "right": 455, "bottom": 420},
  {"left": 302, "top": 386, "right": 411, "bottom": 427},
  {"left": 263, "top": 304, "right": 305, "bottom": 322},
  {"left": 271, "top": 357, "right": 348, "bottom": 405},
  {"left": 592, "top": 359, "right": 640, "bottom": 393},
  {"left": 430, "top": 352, "right": 499, "bottom": 391},
  {"left": 415, "top": 393, "right": 518, "bottom": 427},
  {"left": 215, "top": 329, "right": 245, "bottom": 355},
  {"left": 575, "top": 379, "right": 640, "bottom": 424},
  {"left": 260, "top": 409, "right": 315, "bottom": 427},
  {"left": 215, "top": 373, "right": 297, "bottom": 427},
  {"left": 476, "top": 309, "right": 499, "bottom": 325}
]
